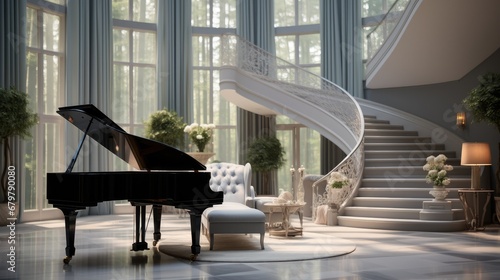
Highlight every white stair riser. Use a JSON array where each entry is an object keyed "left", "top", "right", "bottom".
[
  {"left": 344, "top": 207, "right": 464, "bottom": 220},
  {"left": 364, "top": 136, "right": 432, "bottom": 143},
  {"left": 364, "top": 158, "right": 461, "bottom": 167},
  {"left": 358, "top": 188, "right": 460, "bottom": 198},
  {"left": 365, "top": 124, "right": 404, "bottom": 130},
  {"left": 362, "top": 178, "right": 471, "bottom": 188},
  {"left": 337, "top": 217, "right": 466, "bottom": 231},
  {"left": 365, "top": 150, "right": 456, "bottom": 159},
  {"left": 363, "top": 166, "right": 470, "bottom": 177},
  {"left": 352, "top": 197, "right": 463, "bottom": 209},
  {"left": 364, "top": 143, "right": 446, "bottom": 150},
  {"left": 364, "top": 130, "right": 418, "bottom": 136}
]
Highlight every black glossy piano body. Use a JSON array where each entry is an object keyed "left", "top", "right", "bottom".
[{"left": 46, "top": 104, "right": 223, "bottom": 264}]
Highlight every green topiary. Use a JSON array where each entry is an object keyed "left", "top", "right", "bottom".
[
  {"left": 144, "top": 109, "right": 186, "bottom": 148},
  {"left": 0, "top": 87, "right": 38, "bottom": 203},
  {"left": 463, "top": 72, "right": 500, "bottom": 194},
  {"left": 247, "top": 136, "right": 286, "bottom": 172},
  {"left": 463, "top": 72, "right": 500, "bottom": 132}
]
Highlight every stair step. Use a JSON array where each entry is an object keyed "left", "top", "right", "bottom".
[
  {"left": 364, "top": 158, "right": 461, "bottom": 167},
  {"left": 361, "top": 178, "right": 471, "bottom": 188},
  {"left": 358, "top": 187, "right": 460, "bottom": 198},
  {"left": 351, "top": 197, "right": 463, "bottom": 208},
  {"left": 343, "top": 206, "right": 464, "bottom": 220},
  {"left": 337, "top": 216, "right": 466, "bottom": 231},
  {"left": 364, "top": 118, "right": 390, "bottom": 125},
  {"left": 364, "top": 136, "right": 432, "bottom": 143},
  {"left": 345, "top": 207, "right": 422, "bottom": 219},
  {"left": 364, "top": 129, "right": 418, "bottom": 136},
  {"left": 364, "top": 150, "right": 456, "bottom": 159},
  {"left": 363, "top": 166, "right": 470, "bottom": 177},
  {"left": 364, "top": 143, "right": 446, "bottom": 151},
  {"left": 365, "top": 124, "right": 404, "bottom": 130}
]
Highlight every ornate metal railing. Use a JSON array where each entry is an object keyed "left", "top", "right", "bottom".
[{"left": 220, "top": 34, "right": 365, "bottom": 219}]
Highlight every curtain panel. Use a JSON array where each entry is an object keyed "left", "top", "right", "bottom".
[
  {"left": 320, "top": 0, "right": 363, "bottom": 174},
  {"left": 236, "top": 0, "right": 277, "bottom": 195},
  {"left": 66, "top": 0, "right": 113, "bottom": 215},
  {"left": 157, "top": 0, "right": 193, "bottom": 121},
  {"left": 0, "top": 0, "right": 27, "bottom": 219}
]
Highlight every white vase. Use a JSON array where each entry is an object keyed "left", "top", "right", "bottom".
[
  {"left": 187, "top": 152, "right": 215, "bottom": 165},
  {"left": 429, "top": 185, "right": 449, "bottom": 201}
]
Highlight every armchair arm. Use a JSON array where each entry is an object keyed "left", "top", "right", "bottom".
[{"left": 245, "top": 185, "right": 256, "bottom": 208}]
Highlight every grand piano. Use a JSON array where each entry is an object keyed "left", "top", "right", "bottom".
[{"left": 46, "top": 104, "right": 223, "bottom": 264}]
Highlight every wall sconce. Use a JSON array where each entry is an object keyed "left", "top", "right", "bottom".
[
  {"left": 461, "top": 142, "right": 491, "bottom": 189},
  {"left": 456, "top": 112, "right": 466, "bottom": 129}
]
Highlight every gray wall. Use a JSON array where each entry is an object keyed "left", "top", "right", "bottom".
[{"left": 365, "top": 48, "right": 500, "bottom": 191}]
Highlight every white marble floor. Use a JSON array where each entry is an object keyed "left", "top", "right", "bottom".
[{"left": 1, "top": 213, "right": 499, "bottom": 280}]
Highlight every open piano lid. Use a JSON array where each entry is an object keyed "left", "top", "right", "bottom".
[{"left": 57, "top": 104, "right": 206, "bottom": 171}]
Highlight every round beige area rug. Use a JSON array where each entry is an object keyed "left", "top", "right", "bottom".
[{"left": 158, "top": 231, "right": 355, "bottom": 262}]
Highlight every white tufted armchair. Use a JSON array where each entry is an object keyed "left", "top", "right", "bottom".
[
  {"left": 206, "top": 162, "right": 255, "bottom": 207},
  {"left": 201, "top": 162, "right": 265, "bottom": 250}
]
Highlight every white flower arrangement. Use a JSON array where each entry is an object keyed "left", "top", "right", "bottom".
[
  {"left": 326, "top": 172, "right": 349, "bottom": 209},
  {"left": 328, "top": 172, "right": 350, "bottom": 189},
  {"left": 423, "top": 154, "right": 453, "bottom": 187},
  {"left": 184, "top": 123, "right": 215, "bottom": 152}
]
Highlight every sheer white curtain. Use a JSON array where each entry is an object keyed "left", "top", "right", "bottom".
[
  {"left": 320, "top": 0, "right": 363, "bottom": 173},
  {"left": 65, "top": 0, "right": 113, "bottom": 215},
  {"left": 236, "top": 0, "right": 278, "bottom": 195},
  {"left": 157, "top": 0, "right": 193, "bottom": 121}
]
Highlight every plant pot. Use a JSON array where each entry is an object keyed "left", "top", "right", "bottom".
[
  {"left": 327, "top": 205, "right": 338, "bottom": 226},
  {"left": 429, "top": 186, "right": 449, "bottom": 201},
  {"left": 187, "top": 152, "right": 215, "bottom": 165}
]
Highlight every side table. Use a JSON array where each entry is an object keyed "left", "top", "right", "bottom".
[
  {"left": 458, "top": 189, "right": 494, "bottom": 231},
  {"left": 266, "top": 202, "right": 306, "bottom": 237}
]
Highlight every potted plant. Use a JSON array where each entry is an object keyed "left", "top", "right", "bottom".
[
  {"left": 144, "top": 109, "right": 186, "bottom": 149},
  {"left": 462, "top": 72, "right": 500, "bottom": 221},
  {"left": 183, "top": 122, "right": 216, "bottom": 164},
  {"left": 0, "top": 87, "right": 38, "bottom": 224},
  {"left": 246, "top": 136, "right": 286, "bottom": 195}
]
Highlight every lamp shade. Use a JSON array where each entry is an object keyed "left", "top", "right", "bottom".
[{"left": 460, "top": 142, "right": 491, "bottom": 166}]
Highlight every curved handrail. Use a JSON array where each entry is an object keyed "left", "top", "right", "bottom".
[
  {"left": 219, "top": 34, "right": 365, "bottom": 218},
  {"left": 364, "top": 0, "right": 412, "bottom": 62}
]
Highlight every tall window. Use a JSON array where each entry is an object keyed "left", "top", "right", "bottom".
[
  {"left": 192, "top": 0, "right": 238, "bottom": 162},
  {"left": 112, "top": 0, "right": 158, "bottom": 170},
  {"left": 274, "top": 0, "right": 321, "bottom": 192},
  {"left": 24, "top": 2, "right": 66, "bottom": 221}
]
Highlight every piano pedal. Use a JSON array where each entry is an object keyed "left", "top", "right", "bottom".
[{"left": 131, "top": 242, "right": 149, "bottom": 252}]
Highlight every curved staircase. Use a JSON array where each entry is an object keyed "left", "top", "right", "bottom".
[
  {"left": 219, "top": 34, "right": 467, "bottom": 232},
  {"left": 338, "top": 115, "right": 467, "bottom": 231}
]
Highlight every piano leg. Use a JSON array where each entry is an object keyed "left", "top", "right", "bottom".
[
  {"left": 62, "top": 208, "right": 78, "bottom": 264},
  {"left": 188, "top": 211, "right": 202, "bottom": 260},
  {"left": 152, "top": 205, "right": 162, "bottom": 246},
  {"left": 131, "top": 204, "right": 149, "bottom": 251}
]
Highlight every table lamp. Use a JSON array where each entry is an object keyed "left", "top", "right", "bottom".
[{"left": 460, "top": 142, "right": 491, "bottom": 189}]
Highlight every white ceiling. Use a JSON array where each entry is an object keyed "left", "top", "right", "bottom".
[{"left": 365, "top": 0, "right": 500, "bottom": 89}]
